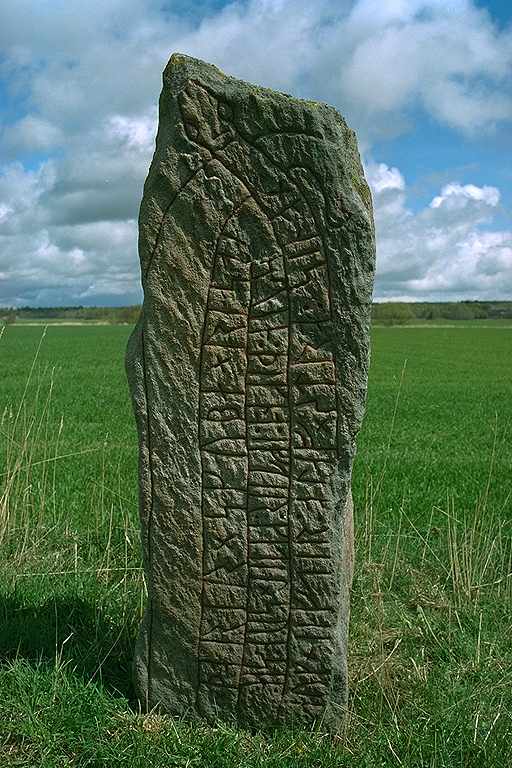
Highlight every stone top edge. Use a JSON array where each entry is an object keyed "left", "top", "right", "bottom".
[{"left": 163, "top": 52, "right": 351, "bottom": 130}]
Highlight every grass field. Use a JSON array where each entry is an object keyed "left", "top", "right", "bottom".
[{"left": 1, "top": 323, "right": 511, "bottom": 767}]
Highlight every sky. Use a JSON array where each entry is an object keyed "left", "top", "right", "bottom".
[{"left": 0, "top": 0, "right": 511, "bottom": 306}]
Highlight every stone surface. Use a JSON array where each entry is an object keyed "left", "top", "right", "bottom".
[{"left": 126, "top": 53, "right": 375, "bottom": 730}]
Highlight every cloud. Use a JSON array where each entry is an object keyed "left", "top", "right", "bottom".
[
  {"left": 2, "top": 0, "right": 510, "bottom": 143},
  {"left": 106, "top": 113, "right": 157, "bottom": 153},
  {"left": 367, "top": 162, "right": 405, "bottom": 194},
  {"left": 367, "top": 163, "right": 512, "bottom": 300},
  {"left": 338, "top": 0, "right": 512, "bottom": 133},
  {"left": 0, "top": 162, "right": 140, "bottom": 306},
  {"left": 0, "top": 0, "right": 510, "bottom": 305},
  {"left": 0, "top": 217, "right": 140, "bottom": 307},
  {"left": 2, "top": 116, "right": 63, "bottom": 155},
  {"left": 0, "top": 162, "right": 56, "bottom": 232},
  {"left": 430, "top": 183, "right": 500, "bottom": 209}
]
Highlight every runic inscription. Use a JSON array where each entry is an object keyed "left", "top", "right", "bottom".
[{"left": 126, "top": 53, "right": 375, "bottom": 731}]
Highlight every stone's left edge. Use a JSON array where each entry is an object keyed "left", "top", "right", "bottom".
[{"left": 125, "top": 313, "right": 151, "bottom": 707}]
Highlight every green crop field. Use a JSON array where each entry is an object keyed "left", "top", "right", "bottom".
[{"left": 1, "top": 323, "right": 511, "bottom": 767}]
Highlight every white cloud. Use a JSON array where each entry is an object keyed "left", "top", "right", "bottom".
[
  {"left": 0, "top": 159, "right": 140, "bottom": 306},
  {"left": 0, "top": 218, "right": 140, "bottom": 306},
  {"left": 366, "top": 163, "right": 405, "bottom": 194},
  {"left": 430, "top": 182, "right": 500, "bottom": 209},
  {"left": 2, "top": 116, "right": 63, "bottom": 155},
  {"left": 368, "top": 164, "right": 512, "bottom": 300},
  {"left": 107, "top": 112, "right": 157, "bottom": 152},
  {"left": 0, "top": 204, "right": 13, "bottom": 223},
  {"left": 343, "top": 8, "right": 511, "bottom": 134},
  {"left": 0, "top": 162, "right": 56, "bottom": 234}
]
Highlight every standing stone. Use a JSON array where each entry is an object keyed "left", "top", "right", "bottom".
[{"left": 126, "top": 53, "right": 375, "bottom": 731}]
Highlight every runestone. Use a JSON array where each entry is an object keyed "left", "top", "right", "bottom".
[{"left": 126, "top": 53, "right": 375, "bottom": 730}]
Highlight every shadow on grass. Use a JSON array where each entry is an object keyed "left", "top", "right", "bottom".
[{"left": 0, "top": 594, "right": 136, "bottom": 701}]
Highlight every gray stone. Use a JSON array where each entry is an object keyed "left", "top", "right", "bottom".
[{"left": 126, "top": 52, "right": 375, "bottom": 731}]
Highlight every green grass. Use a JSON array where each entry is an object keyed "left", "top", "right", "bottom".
[{"left": 1, "top": 323, "right": 511, "bottom": 766}]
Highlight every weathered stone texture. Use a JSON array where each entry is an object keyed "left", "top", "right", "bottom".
[{"left": 126, "top": 53, "right": 375, "bottom": 730}]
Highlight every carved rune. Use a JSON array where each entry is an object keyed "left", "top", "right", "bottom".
[{"left": 180, "top": 82, "right": 340, "bottom": 721}]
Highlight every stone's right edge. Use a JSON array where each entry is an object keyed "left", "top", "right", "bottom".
[{"left": 326, "top": 118, "right": 375, "bottom": 732}]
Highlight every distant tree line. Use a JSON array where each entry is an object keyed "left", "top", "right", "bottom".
[
  {"left": 372, "top": 301, "right": 512, "bottom": 325},
  {"left": 1, "top": 302, "right": 512, "bottom": 326},
  {"left": 0, "top": 305, "right": 141, "bottom": 324}
]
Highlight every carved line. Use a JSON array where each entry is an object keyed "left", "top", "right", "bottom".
[
  {"left": 235, "top": 204, "right": 293, "bottom": 714},
  {"left": 140, "top": 324, "right": 155, "bottom": 708},
  {"left": 241, "top": 129, "right": 340, "bottom": 712},
  {"left": 144, "top": 161, "right": 211, "bottom": 279},
  {"left": 279, "top": 225, "right": 296, "bottom": 710},
  {"left": 236, "top": 256, "right": 254, "bottom": 711},
  {"left": 196, "top": 194, "right": 251, "bottom": 709}
]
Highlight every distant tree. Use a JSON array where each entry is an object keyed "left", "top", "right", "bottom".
[
  {"left": 422, "top": 303, "right": 444, "bottom": 320},
  {"left": 118, "top": 306, "right": 141, "bottom": 324},
  {"left": 466, "top": 302, "right": 489, "bottom": 319},
  {"left": 443, "top": 303, "right": 476, "bottom": 320},
  {"left": 0, "top": 308, "right": 16, "bottom": 325},
  {"left": 372, "top": 302, "right": 415, "bottom": 325}
]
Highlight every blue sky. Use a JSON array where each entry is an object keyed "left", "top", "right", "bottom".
[{"left": 0, "top": 0, "right": 511, "bottom": 306}]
